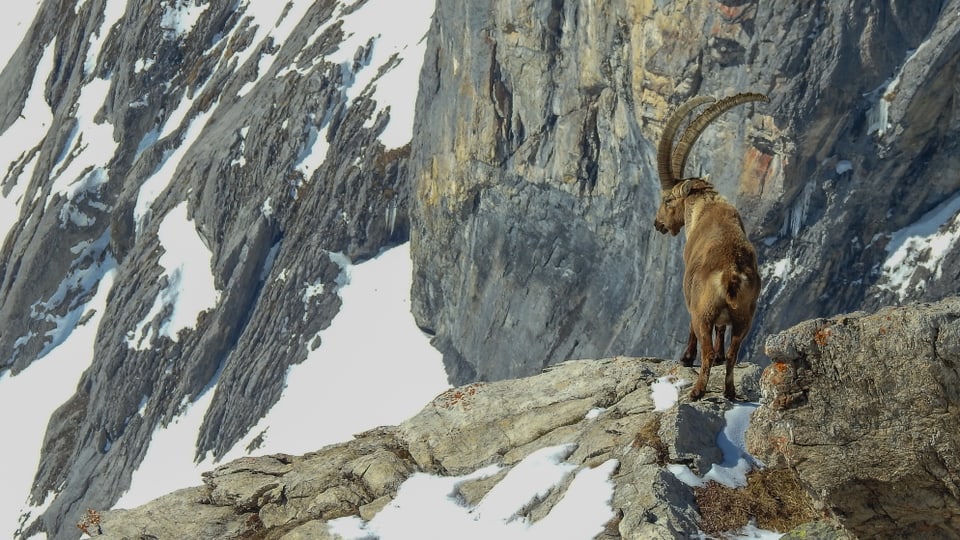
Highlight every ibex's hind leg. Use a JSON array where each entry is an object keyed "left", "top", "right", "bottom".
[
  {"left": 690, "top": 320, "right": 718, "bottom": 400},
  {"left": 680, "top": 326, "right": 697, "bottom": 367},
  {"left": 724, "top": 323, "right": 748, "bottom": 400}
]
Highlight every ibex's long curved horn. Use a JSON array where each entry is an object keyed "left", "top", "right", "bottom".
[
  {"left": 671, "top": 92, "right": 769, "bottom": 181},
  {"left": 656, "top": 96, "right": 715, "bottom": 190}
]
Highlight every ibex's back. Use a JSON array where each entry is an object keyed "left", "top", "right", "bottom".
[{"left": 654, "top": 94, "right": 766, "bottom": 400}]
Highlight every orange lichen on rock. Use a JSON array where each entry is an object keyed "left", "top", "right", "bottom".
[
  {"left": 739, "top": 146, "right": 776, "bottom": 196},
  {"left": 434, "top": 383, "right": 485, "bottom": 409},
  {"left": 814, "top": 326, "right": 832, "bottom": 347}
]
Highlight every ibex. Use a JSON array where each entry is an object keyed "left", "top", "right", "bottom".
[{"left": 654, "top": 93, "right": 767, "bottom": 400}]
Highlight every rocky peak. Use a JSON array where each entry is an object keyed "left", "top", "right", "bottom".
[{"left": 95, "top": 358, "right": 767, "bottom": 539}]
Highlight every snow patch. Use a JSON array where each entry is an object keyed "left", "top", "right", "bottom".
[
  {"left": 650, "top": 375, "right": 688, "bottom": 411},
  {"left": 329, "top": 444, "right": 618, "bottom": 540},
  {"left": 26, "top": 229, "right": 116, "bottom": 358},
  {"left": 134, "top": 57, "right": 155, "bottom": 73},
  {"left": 294, "top": 116, "right": 330, "bottom": 179},
  {"left": 668, "top": 403, "right": 760, "bottom": 489},
  {"left": 160, "top": 0, "right": 209, "bottom": 40},
  {"left": 126, "top": 202, "right": 221, "bottom": 350},
  {"left": 233, "top": 0, "right": 323, "bottom": 97},
  {"left": 835, "top": 160, "right": 853, "bottom": 175},
  {"left": 134, "top": 105, "right": 216, "bottom": 232},
  {"left": 231, "top": 126, "right": 250, "bottom": 168},
  {"left": 222, "top": 245, "right": 446, "bottom": 459},
  {"left": 115, "top": 389, "right": 217, "bottom": 509},
  {"left": 585, "top": 407, "right": 604, "bottom": 420},
  {"left": 301, "top": 279, "right": 324, "bottom": 303},
  {"left": 877, "top": 191, "right": 960, "bottom": 301},
  {"left": 83, "top": 0, "right": 126, "bottom": 75},
  {"left": 325, "top": 0, "right": 435, "bottom": 149},
  {"left": 0, "top": 39, "right": 56, "bottom": 246}
]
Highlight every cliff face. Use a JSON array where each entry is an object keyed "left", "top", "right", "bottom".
[{"left": 408, "top": 0, "right": 960, "bottom": 383}]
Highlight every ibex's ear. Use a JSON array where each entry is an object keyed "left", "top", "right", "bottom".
[{"left": 680, "top": 180, "right": 693, "bottom": 197}]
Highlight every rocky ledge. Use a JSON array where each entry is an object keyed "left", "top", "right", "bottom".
[
  {"left": 95, "top": 298, "right": 960, "bottom": 539},
  {"left": 748, "top": 296, "right": 960, "bottom": 538}
]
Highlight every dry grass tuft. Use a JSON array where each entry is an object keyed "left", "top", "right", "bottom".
[
  {"left": 694, "top": 467, "right": 817, "bottom": 535},
  {"left": 632, "top": 416, "right": 668, "bottom": 465}
]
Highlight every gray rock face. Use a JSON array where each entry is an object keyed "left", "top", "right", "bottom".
[
  {"left": 748, "top": 297, "right": 960, "bottom": 538},
  {"left": 408, "top": 0, "right": 960, "bottom": 383},
  {"left": 95, "top": 357, "right": 765, "bottom": 539}
]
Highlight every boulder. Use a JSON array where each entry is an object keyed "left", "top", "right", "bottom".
[{"left": 748, "top": 297, "right": 960, "bottom": 538}]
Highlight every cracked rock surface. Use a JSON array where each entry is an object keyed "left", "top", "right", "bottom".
[
  {"left": 100, "top": 358, "right": 763, "bottom": 539},
  {"left": 748, "top": 296, "right": 960, "bottom": 538}
]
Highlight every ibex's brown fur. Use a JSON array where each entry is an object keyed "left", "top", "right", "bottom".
[{"left": 654, "top": 93, "right": 767, "bottom": 400}]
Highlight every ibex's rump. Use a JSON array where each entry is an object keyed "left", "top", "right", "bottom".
[{"left": 654, "top": 93, "right": 766, "bottom": 400}]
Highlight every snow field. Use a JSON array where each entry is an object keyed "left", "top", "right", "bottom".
[{"left": 116, "top": 243, "right": 451, "bottom": 508}]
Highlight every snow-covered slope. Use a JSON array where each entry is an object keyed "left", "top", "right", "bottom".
[
  {"left": 114, "top": 243, "right": 449, "bottom": 511},
  {"left": 0, "top": 1, "right": 440, "bottom": 538}
]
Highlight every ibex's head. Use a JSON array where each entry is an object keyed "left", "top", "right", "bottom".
[{"left": 653, "top": 93, "right": 769, "bottom": 236}]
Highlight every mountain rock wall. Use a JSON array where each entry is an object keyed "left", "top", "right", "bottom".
[
  {"left": 4, "top": 0, "right": 960, "bottom": 538},
  {"left": 408, "top": 0, "right": 960, "bottom": 383}
]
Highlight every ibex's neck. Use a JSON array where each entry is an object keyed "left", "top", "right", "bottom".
[{"left": 684, "top": 190, "right": 730, "bottom": 236}]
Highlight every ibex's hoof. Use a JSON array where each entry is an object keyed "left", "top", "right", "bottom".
[
  {"left": 689, "top": 387, "right": 705, "bottom": 401},
  {"left": 724, "top": 390, "right": 738, "bottom": 401},
  {"left": 680, "top": 356, "right": 695, "bottom": 367}
]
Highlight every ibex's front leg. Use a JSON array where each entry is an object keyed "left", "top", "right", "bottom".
[
  {"left": 680, "top": 326, "right": 697, "bottom": 366},
  {"left": 723, "top": 322, "right": 748, "bottom": 400},
  {"left": 714, "top": 325, "right": 726, "bottom": 359},
  {"left": 690, "top": 320, "right": 719, "bottom": 400}
]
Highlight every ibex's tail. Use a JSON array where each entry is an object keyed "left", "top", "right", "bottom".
[{"left": 723, "top": 269, "right": 747, "bottom": 302}]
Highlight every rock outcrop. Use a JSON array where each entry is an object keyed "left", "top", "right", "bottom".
[
  {"left": 97, "top": 358, "right": 765, "bottom": 539},
  {"left": 408, "top": 0, "right": 960, "bottom": 383},
  {"left": 749, "top": 296, "right": 960, "bottom": 538},
  {"left": 98, "top": 298, "right": 960, "bottom": 540}
]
